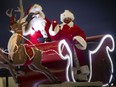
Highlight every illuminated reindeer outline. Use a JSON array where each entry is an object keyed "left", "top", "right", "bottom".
[{"left": 3, "top": 0, "right": 61, "bottom": 84}]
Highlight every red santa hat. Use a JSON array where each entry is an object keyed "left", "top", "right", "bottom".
[
  {"left": 29, "top": 4, "right": 42, "bottom": 13},
  {"left": 28, "top": 4, "right": 45, "bottom": 18},
  {"left": 60, "top": 10, "right": 75, "bottom": 22}
]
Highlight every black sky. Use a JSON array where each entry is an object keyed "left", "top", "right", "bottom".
[{"left": 0, "top": 0, "right": 116, "bottom": 48}]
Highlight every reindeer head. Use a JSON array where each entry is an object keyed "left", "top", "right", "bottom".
[{"left": 6, "top": 0, "right": 25, "bottom": 34}]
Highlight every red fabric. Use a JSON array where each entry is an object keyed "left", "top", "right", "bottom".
[
  {"left": 10, "top": 16, "right": 16, "bottom": 26},
  {"left": 26, "top": 6, "right": 31, "bottom": 15},
  {"left": 51, "top": 24, "right": 86, "bottom": 41},
  {"left": 44, "top": 17, "right": 51, "bottom": 38},
  {"left": 50, "top": 23, "right": 87, "bottom": 66},
  {"left": 26, "top": 17, "right": 51, "bottom": 44}
]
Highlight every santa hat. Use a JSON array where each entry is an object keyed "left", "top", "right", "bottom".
[
  {"left": 29, "top": 4, "right": 42, "bottom": 13},
  {"left": 60, "top": 10, "right": 75, "bottom": 22},
  {"left": 28, "top": 4, "right": 45, "bottom": 18}
]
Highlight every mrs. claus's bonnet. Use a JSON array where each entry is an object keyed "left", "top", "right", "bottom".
[{"left": 60, "top": 10, "right": 75, "bottom": 22}]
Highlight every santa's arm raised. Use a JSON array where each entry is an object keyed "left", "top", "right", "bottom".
[{"left": 49, "top": 20, "right": 60, "bottom": 36}]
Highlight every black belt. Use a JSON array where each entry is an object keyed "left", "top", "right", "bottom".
[{"left": 37, "top": 37, "right": 51, "bottom": 43}]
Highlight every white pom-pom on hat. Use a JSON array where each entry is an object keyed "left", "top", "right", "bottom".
[
  {"left": 60, "top": 10, "right": 75, "bottom": 22},
  {"left": 29, "top": 4, "right": 43, "bottom": 13}
]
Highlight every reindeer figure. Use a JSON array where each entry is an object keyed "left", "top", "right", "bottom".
[{"left": 4, "top": 0, "right": 60, "bottom": 84}]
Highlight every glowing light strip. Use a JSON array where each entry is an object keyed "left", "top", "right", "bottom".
[
  {"left": 19, "top": 34, "right": 40, "bottom": 51},
  {"left": 23, "top": 46, "right": 35, "bottom": 61},
  {"left": 88, "top": 34, "right": 115, "bottom": 87},
  {"left": 22, "top": 35, "right": 76, "bottom": 82},
  {"left": 58, "top": 39, "right": 76, "bottom": 82}
]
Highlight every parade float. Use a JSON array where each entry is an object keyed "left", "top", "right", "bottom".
[{"left": 0, "top": 0, "right": 115, "bottom": 87}]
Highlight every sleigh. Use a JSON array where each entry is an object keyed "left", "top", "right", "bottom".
[
  {"left": 15, "top": 34, "right": 115, "bottom": 87},
  {"left": 0, "top": 0, "right": 113, "bottom": 86},
  {"left": 17, "top": 39, "right": 73, "bottom": 87}
]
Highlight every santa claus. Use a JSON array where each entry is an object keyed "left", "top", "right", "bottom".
[
  {"left": 22, "top": 4, "right": 51, "bottom": 44},
  {"left": 49, "top": 10, "right": 89, "bottom": 81}
]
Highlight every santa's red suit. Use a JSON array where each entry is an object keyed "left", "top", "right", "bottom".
[
  {"left": 8, "top": 4, "right": 51, "bottom": 66},
  {"left": 49, "top": 10, "right": 89, "bottom": 81},
  {"left": 51, "top": 22, "right": 86, "bottom": 62},
  {"left": 26, "top": 17, "right": 51, "bottom": 44},
  {"left": 22, "top": 4, "right": 51, "bottom": 44}
]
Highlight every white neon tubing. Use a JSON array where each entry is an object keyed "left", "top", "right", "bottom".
[
  {"left": 58, "top": 39, "right": 76, "bottom": 82},
  {"left": 88, "top": 34, "right": 115, "bottom": 87}
]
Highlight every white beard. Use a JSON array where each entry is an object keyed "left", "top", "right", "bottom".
[
  {"left": 23, "top": 16, "right": 48, "bottom": 38},
  {"left": 31, "top": 17, "right": 46, "bottom": 31}
]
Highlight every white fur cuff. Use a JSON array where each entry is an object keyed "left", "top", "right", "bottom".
[
  {"left": 80, "top": 65, "right": 89, "bottom": 75},
  {"left": 73, "top": 36, "right": 87, "bottom": 50},
  {"left": 49, "top": 24, "right": 59, "bottom": 36}
]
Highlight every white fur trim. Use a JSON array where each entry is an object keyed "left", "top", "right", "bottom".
[
  {"left": 67, "top": 21, "right": 74, "bottom": 27},
  {"left": 60, "top": 10, "right": 75, "bottom": 22},
  {"left": 29, "top": 4, "right": 42, "bottom": 13},
  {"left": 29, "top": 4, "right": 45, "bottom": 18},
  {"left": 29, "top": 4, "right": 45, "bottom": 19},
  {"left": 74, "top": 73, "right": 88, "bottom": 81},
  {"left": 49, "top": 24, "right": 60, "bottom": 36},
  {"left": 73, "top": 36, "right": 87, "bottom": 50},
  {"left": 80, "top": 65, "right": 89, "bottom": 75},
  {"left": 32, "top": 11, "right": 45, "bottom": 19}
]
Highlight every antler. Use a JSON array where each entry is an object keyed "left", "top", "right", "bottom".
[
  {"left": 6, "top": 0, "right": 25, "bottom": 33},
  {"left": 15, "top": 0, "right": 25, "bottom": 23},
  {"left": 6, "top": 8, "right": 13, "bottom": 17}
]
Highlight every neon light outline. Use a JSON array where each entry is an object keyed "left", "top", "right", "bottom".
[
  {"left": 88, "top": 34, "right": 115, "bottom": 86},
  {"left": 58, "top": 39, "right": 76, "bottom": 82}
]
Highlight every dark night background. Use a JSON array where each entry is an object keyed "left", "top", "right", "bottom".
[{"left": 0, "top": 0, "right": 116, "bottom": 85}]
